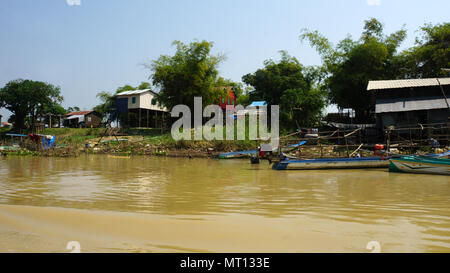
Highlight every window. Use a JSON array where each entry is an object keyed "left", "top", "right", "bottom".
[
  {"left": 87, "top": 117, "right": 91, "bottom": 122},
  {"left": 151, "top": 98, "right": 157, "bottom": 105},
  {"left": 131, "top": 97, "right": 136, "bottom": 104}
]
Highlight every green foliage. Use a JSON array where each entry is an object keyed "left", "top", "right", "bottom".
[
  {"left": 242, "top": 51, "right": 326, "bottom": 129},
  {"left": 0, "top": 79, "right": 64, "bottom": 129},
  {"left": 137, "top": 82, "right": 151, "bottom": 90},
  {"left": 66, "top": 106, "right": 80, "bottom": 113},
  {"left": 93, "top": 91, "right": 115, "bottom": 120},
  {"left": 148, "top": 40, "right": 226, "bottom": 110},
  {"left": 300, "top": 18, "right": 407, "bottom": 122},
  {"left": 280, "top": 87, "right": 325, "bottom": 129},
  {"left": 236, "top": 89, "right": 251, "bottom": 106},
  {"left": 397, "top": 22, "right": 450, "bottom": 78},
  {"left": 116, "top": 84, "right": 136, "bottom": 93},
  {"left": 215, "top": 77, "right": 244, "bottom": 98}
]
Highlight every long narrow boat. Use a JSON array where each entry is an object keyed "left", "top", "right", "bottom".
[
  {"left": 389, "top": 155, "right": 450, "bottom": 175},
  {"left": 272, "top": 156, "right": 389, "bottom": 170},
  {"left": 218, "top": 141, "right": 307, "bottom": 159}
]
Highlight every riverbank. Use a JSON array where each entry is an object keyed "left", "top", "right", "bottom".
[
  {"left": 0, "top": 127, "right": 264, "bottom": 158},
  {"left": 0, "top": 127, "right": 444, "bottom": 158}
]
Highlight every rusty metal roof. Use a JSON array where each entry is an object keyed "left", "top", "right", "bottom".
[
  {"left": 367, "top": 78, "right": 450, "bottom": 91},
  {"left": 66, "top": 111, "right": 93, "bottom": 116}
]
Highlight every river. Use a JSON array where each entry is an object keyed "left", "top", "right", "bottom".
[{"left": 0, "top": 155, "right": 449, "bottom": 252}]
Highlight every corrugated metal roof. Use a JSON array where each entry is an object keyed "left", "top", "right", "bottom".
[
  {"left": 65, "top": 115, "right": 85, "bottom": 121},
  {"left": 66, "top": 111, "right": 93, "bottom": 116},
  {"left": 115, "top": 89, "right": 156, "bottom": 96},
  {"left": 367, "top": 78, "right": 450, "bottom": 91},
  {"left": 249, "top": 101, "right": 267, "bottom": 107},
  {"left": 375, "top": 97, "right": 448, "bottom": 113}
]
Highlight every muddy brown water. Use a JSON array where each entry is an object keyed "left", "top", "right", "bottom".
[{"left": 0, "top": 155, "right": 449, "bottom": 252}]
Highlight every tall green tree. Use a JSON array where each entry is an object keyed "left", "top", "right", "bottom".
[
  {"left": 0, "top": 79, "right": 63, "bottom": 129},
  {"left": 66, "top": 106, "right": 80, "bottom": 113},
  {"left": 300, "top": 18, "right": 407, "bottom": 122},
  {"left": 242, "top": 51, "right": 326, "bottom": 129},
  {"left": 147, "top": 40, "right": 226, "bottom": 110},
  {"left": 397, "top": 22, "right": 450, "bottom": 78}
]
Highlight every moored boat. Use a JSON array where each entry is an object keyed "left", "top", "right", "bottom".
[
  {"left": 218, "top": 141, "right": 307, "bottom": 159},
  {"left": 389, "top": 155, "right": 450, "bottom": 175},
  {"left": 272, "top": 156, "right": 389, "bottom": 170}
]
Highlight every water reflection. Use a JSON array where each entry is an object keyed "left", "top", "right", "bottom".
[{"left": 0, "top": 155, "right": 449, "bottom": 252}]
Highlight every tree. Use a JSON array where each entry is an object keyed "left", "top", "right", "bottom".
[
  {"left": 137, "top": 82, "right": 151, "bottom": 90},
  {"left": 300, "top": 18, "right": 407, "bottom": 122},
  {"left": 93, "top": 91, "right": 115, "bottom": 121},
  {"left": 115, "top": 84, "right": 136, "bottom": 93},
  {"left": 147, "top": 40, "right": 226, "bottom": 111},
  {"left": 397, "top": 22, "right": 450, "bottom": 78},
  {"left": 66, "top": 106, "right": 80, "bottom": 113},
  {"left": 0, "top": 79, "right": 63, "bottom": 129},
  {"left": 242, "top": 51, "right": 326, "bottom": 129}
]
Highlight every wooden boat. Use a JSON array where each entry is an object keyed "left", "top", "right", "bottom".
[
  {"left": 218, "top": 141, "right": 307, "bottom": 159},
  {"left": 218, "top": 149, "right": 257, "bottom": 159},
  {"left": 272, "top": 156, "right": 389, "bottom": 170},
  {"left": 389, "top": 155, "right": 450, "bottom": 175}
]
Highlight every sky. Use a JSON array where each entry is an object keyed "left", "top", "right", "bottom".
[{"left": 1, "top": 0, "right": 449, "bottom": 120}]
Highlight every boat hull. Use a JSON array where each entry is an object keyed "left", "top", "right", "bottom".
[
  {"left": 389, "top": 156, "right": 450, "bottom": 175},
  {"left": 272, "top": 157, "right": 389, "bottom": 170}
]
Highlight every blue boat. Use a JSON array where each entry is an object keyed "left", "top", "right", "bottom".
[
  {"left": 218, "top": 141, "right": 307, "bottom": 159},
  {"left": 272, "top": 156, "right": 389, "bottom": 170}
]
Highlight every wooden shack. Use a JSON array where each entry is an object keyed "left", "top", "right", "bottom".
[
  {"left": 368, "top": 77, "right": 449, "bottom": 143},
  {"left": 65, "top": 111, "right": 102, "bottom": 128}
]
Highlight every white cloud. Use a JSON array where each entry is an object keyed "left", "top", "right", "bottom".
[
  {"left": 66, "top": 0, "right": 81, "bottom": 6},
  {"left": 367, "top": 0, "right": 381, "bottom": 6}
]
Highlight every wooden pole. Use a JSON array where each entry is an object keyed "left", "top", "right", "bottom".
[
  {"left": 139, "top": 108, "right": 141, "bottom": 128},
  {"left": 350, "top": 143, "right": 364, "bottom": 157},
  {"left": 436, "top": 78, "right": 450, "bottom": 110},
  {"left": 161, "top": 111, "right": 165, "bottom": 134},
  {"left": 387, "top": 129, "right": 391, "bottom": 152},
  {"left": 318, "top": 137, "right": 322, "bottom": 158},
  {"left": 345, "top": 136, "right": 350, "bottom": 158}
]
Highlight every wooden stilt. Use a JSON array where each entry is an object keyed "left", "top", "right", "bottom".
[{"left": 139, "top": 109, "right": 141, "bottom": 128}]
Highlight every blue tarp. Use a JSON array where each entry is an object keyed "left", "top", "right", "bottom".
[
  {"left": 6, "top": 133, "right": 28, "bottom": 137},
  {"left": 42, "top": 136, "right": 56, "bottom": 150}
]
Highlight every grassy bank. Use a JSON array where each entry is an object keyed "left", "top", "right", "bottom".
[
  {"left": 0, "top": 127, "right": 263, "bottom": 158},
  {"left": 2, "top": 127, "right": 444, "bottom": 158}
]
